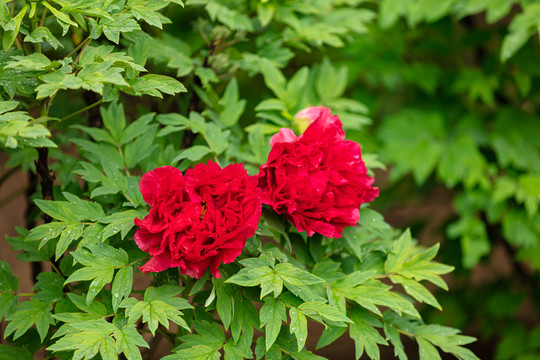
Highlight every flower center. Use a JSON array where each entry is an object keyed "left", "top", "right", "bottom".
[{"left": 200, "top": 200, "right": 207, "bottom": 220}]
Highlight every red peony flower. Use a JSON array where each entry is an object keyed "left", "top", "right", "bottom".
[
  {"left": 258, "top": 106, "right": 379, "bottom": 238},
  {"left": 134, "top": 161, "right": 261, "bottom": 278}
]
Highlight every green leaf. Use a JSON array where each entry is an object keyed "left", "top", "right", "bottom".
[
  {"left": 111, "top": 266, "right": 133, "bottom": 312},
  {"left": 298, "top": 301, "right": 352, "bottom": 326},
  {"left": 316, "top": 58, "right": 348, "bottom": 102},
  {"left": 257, "top": 2, "right": 275, "bottom": 27},
  {"left": 224, "top": 337, "right": 252, "bottom": 360},
  {"left": 290, "top": 351, "right": 327, "bottom": 360},
  {"left": 417, "top": 338, "right": 442, "bottom": 360},
  {"left": 100, "top": 210, "right": 143, "bottom": 241},
  {"left": 62, "top": 193, "right": 105, "bottom": 221},
  {"left": 55, "top": 222, "right": 84, "bottom": 260},
  {"left": 500, "top": 4, "right": 540, "bottom": 62},
  {"left": 219, "top": 78, "right": 246, "bottom": 127},
  {"left": 122, "top": 286, "right": 192, "bottom": 334},
  {"left": 204, "top": 123, "right": 230, "bottom": 155},
  {"left": 316, "top": 326, "right": 347, "bottom": 350},
  {"left": 33, "top": 272, "right": 64, "bottom": 304},
  {"left": 165, "top": 345, "right": 220, "bottom": 360},
  {"left": 114, "top": 324, "right": 149, "bottom": 360},
  {"left": 66, "top": 244, "right": 129, "bottom": 305},
  {"left": 384, "top": 322, "right": 407, "bottom": 360},
  {"left": 48, "top": 319, "right": 116, "bottom": 359},
  {"left": 5, "top": 53, "right": 54, "bottom": 71},
  {"left": 390, "top": 275, "right": 441, "bottom": 310},
  {"left": 260, "top": 297, "right": 287, "bottom": 351},
  {"left": 205, "top": 3, "right": 253, "bottom": 32},
  {"left": 100, "top": 103, "right": 126, "bottom": 143},
  {"left": 0, "top": 50, "right": 40, "bottom": 98},
  {"left": 230, "top": 294, "right": 259, "bottom": 345},
  {"left": 124, "top": 74, "right": 186, "bottom": 98},
  {"left": 5, "top": 300, "right": 54, "bottom": 342},
  {"left": 120, "top": 112, "right": 155, "bottom": 145},
  {"left": 212, "top": 278, "right": 233, "bottom": 330},
  {"left": 0, "top": 101, "right": 18, "bottom": 114},
  {"left": 96, "top": 13, "right": 140, "bottom": 44},
  {"left": 274, "top": 263, "right": 324, "bottom": 286},
  {"left": 385, "top": 229, "right": 412, "bottom": 273},
  {"left": 0, "top": 261, "right": 18, "bottom": 292},
  {"left": 41, "top": 1, "right": 77, "bottom": 27},
  {"left": 260, "top": 59, "right": 287, "bottom": 100},
  {"left": 0, "top": 345, "right": 33, "bottom": 360},
  {"left": 350, "top": 309, "right": 387, "bottom": 360},
  {"left": 173, "top": 145, "right": 212, "bottom": 163},
  {"left": 131, "top": 5, "right": 162, "bottom": 29},
  {"left": 0, "top": 292, "right": 17, "bottom": 321},
  {"left": 3, "top": 4, "right": 28, "bottom": 51},
  {"left": 289, "top": 307, "right": 307, "bottom": 351},
  {"left": 26, "top": 222, "right": 65, "bottom": 247}
]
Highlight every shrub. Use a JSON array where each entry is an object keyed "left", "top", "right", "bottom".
[{"left": 0, "top": 1, "right": 485, "bottom": 359}]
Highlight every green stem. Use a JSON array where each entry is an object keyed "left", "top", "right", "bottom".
[
  {"left": 60, "top": 99, "right": 103, "bottom": 122},
  {"left": 31, "top": 17, "right": 40, "bottom": 53},
  {"left": 65, "top": 36, "right": 91, "bottom": 59}
]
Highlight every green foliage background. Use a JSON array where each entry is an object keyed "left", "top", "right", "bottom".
[{"left": 0, "top": 0, "right": 538, "bottom": 359}]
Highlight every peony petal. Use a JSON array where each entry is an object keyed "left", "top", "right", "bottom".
[
  {"left": 270, "top": 128, "right": 297, "bottom": 147},
  {"left": 302, "top": 108, "right": 345, "bottom": 142},
  {"left": 139, "top": 166, "right": 184, "bottom": 206},
  {"left": 295, "top": 106, "right": 330, "bottom": 123},
  {"left": 138, "top": 251, "right": 172, "bottom": 273}
]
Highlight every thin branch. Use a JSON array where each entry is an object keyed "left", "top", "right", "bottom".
[
  {"left": 65, "top": 36, "right": 91, "bottom": 59},
  {"left": 60, "top": 99, "right": 103, "bottom": 122}
]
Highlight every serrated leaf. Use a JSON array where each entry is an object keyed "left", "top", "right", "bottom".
[
  {"left": 122, "top": 286, "right": 191, "bottom": 334},
  {"left": 0, "top": 261, "right": 18, "bottom": 292},
  {"left": 275, "top": 263, "right": 324, "bottom": 286},
  {"left": 298, "top": 301, "right": 352, "bottom": 326},
  {"left": 5, "top": 300, "right": 54, "bottom": 342},
  {"left": 350, "top": 309, "right": 387, "bottom": 360},
  {"left": 124, "top": 74, "right": 186, "bottom": 98},
  {"left": 55, "top": 222, "right": 84, "bottom": 260},
  {"left": 390, "top": 275, "right": 441, "bottom": 310},
  {"left": 33, "top": 272, "right": 64, "bottom": 304},
  {"left": 114, "top": 325, "right": 149, "bottom": 360},
  {"left": 100, "top": 210, "right": 142, "bottom": 241},
  {"left": 385, "top": 229, "right": 412, "bottom": 273},
  {"left": 24, "top": 27, "right": 63, "bottom": 49}
]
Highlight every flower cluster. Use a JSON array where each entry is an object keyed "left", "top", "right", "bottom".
[{"left": 134, "top": 106, "right": 378, "bottom": 278}]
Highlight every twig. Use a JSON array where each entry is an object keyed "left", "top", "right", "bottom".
[
  {"left": 34, "top": 148, "right": 55, "bottom": 217},
  {"left": 65, "top": 36, "right": 91, "bottom": 59},
  {"left": 60, "top": 99, "right": 103, "bottom": 122}
]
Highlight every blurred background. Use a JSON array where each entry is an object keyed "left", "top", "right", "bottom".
[{"left": 2, "top": 1, "right": 540, "bottom": 359}]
